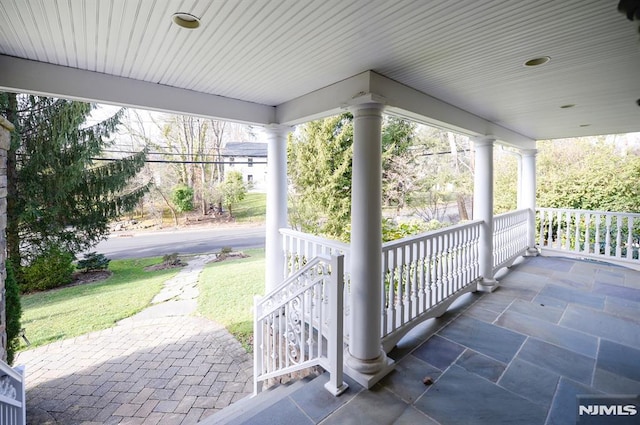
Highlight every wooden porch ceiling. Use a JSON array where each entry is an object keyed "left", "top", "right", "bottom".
[{"left": 0, "top": 1, "right": 639, "bottom": 147}]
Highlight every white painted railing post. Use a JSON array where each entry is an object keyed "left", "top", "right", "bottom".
[
  {"left": 325, "top": 255, "right": 348, "bottom": 396},
  {"left": 253, "top": 295, "right": 263, "bottom": 395},
  {"left": 473, "top": 137, "right": 498, "bottom": 292}
]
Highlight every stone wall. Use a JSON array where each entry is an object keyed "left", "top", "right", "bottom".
[{"left": 0, "top": 116, "right": 12, "bottom": 362}]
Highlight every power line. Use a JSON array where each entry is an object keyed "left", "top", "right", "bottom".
[
  {"left": 91, "top": 157, "right": 266, "bottom": 165},
  {"left": 416, "top": 149, "right": 472, "bottom": 156}
]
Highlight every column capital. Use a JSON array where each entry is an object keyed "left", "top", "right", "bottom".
[
  {"left": 345, "top": 93, "right": 386, "bottom": 116},
  {"left": 261, "top": 124, "right": 293, "bottom": 138},
  {"left": 520, "top": 148, "right": 538, "bottom": 157},
  {"left": 471, "top": 136, "right": 496, "bottom": 147}
]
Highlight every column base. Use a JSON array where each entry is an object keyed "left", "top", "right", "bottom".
[
  {"left": 478, "top": 278, "right": 499, "bottom": 293},
  {"left": 344, "top": 349, "right": 395, "bottom": 389},
  {"left": 324, "top": 380, "right": 349, "bottom": 397},
  {"left": 524, "top": 246, "right": 540, "bottom": 257}
]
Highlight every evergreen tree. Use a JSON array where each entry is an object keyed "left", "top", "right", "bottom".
[
  {"left": 2, "top": 93, "right": 149, "bottom": 265},
  {"left": 4, "top": 261, "right": 21, "bottom": 364},
  {"left": 287, "top": 114, "right": 417, "bottom": 241}
]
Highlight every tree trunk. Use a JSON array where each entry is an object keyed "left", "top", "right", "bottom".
[
  {"left": 448, "top": 132, "right": 470, "bottom": 221},
  {"left": 155, "top": 186, "right": 179, "bottom": 227}
]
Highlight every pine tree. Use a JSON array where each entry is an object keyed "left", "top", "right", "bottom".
[
  {"left": 2, "top": 93, "right": 149, "bottom": 265},
  {"left": 287, "top": 114, "right": 416, "bottom": 241}
]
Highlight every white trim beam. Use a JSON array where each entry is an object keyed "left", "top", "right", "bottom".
[
  {"left": 277, "top": 71, "right": 535, "bottom": 148},
  {"left": 275, "top": 71, "right": 372, "bottom": 125},
  {"left": 0, "top": 55, "right": 275, "bottom": 125}
]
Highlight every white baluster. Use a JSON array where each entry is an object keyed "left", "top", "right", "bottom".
[
  {"left": 627, "top": 217, "right": 634, "bottom": 259},
  {"left": 616, "top": 215, "right": 623, "bottom": 258},
  {"left": 595, "top": 214, "right": 601, "bottom": 255},
  {"left": 605, "top": 215, "right": 612, "bottom": 256},
  {"left": 584, "top": 213, "right": 591, "bottom": 254}
]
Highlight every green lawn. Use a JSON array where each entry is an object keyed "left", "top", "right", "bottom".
[
  {"left": 233, "top": 192, "right": 266, "bottom": 222},
  {"left": 197, "top": 248, "right": 265, "bottom": 352},
  {"left": 20, "top": 257, "right": 179, "bottom": 349}
]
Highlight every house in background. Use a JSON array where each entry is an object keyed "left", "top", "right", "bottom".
[{"left": 221, "top": 142, "right": 268, "bottom": 192}]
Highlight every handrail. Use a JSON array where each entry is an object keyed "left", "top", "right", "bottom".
[
  {"left": 379, "top": 220, "right": 482, "bottom": 349},
  {"left": 493, "top": 209, "right": 530, "bottom": 272},
  {"left": 381, "top": 220, "right": 482, "bottom": 250},
  {"left": 280, "top": 228, "right": 349, "bottom": 252},
  {"left": 254, "top": 254, "right": 347, "bottom": 397},
  {"left": 536, "top": 208, "right": 640, "bottom": 270},
  {"left": 537, "top": 207, "right": 640, "bottom": 218},
  {"left": 278, "top": 214, "right": 533, "bottom": 352},
  {"left": 0, "top": 360, "right": 26, "bottom": 425}
]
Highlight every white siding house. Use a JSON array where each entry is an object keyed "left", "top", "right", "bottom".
[{"left": 221, "top": 142, "right": 268, "bottom": 192}]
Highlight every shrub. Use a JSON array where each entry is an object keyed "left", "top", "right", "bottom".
[
  {"left": 162, "top": 253, "right": 181, "bottom": 266},
  {"left": 22, "top": 247, "right": 75, "bottom": 292},
  {"left": 77, "top": 252, "right": 111, "bottom": 272},
  {"left": 382, "top": 218, "right": 428, "bottom": 242},
  {"left": 5, "top": 261, "right": 21, "bottom": 364},
  {"left": 172, "top": 185, "right": 194, "bottom": 212}
]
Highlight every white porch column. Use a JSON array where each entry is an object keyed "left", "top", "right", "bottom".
[
  {"left": 264, "top": 125, "right": 291, "bottom": 293},
  {"left": 344, "top": 102, "right": 393, "bottom": 388},
  {"left": 473, "top": 137, "right": 498, "bottom": 292},
  {"left": 520, "top": 148, "right": 539, "bottom": 255}
]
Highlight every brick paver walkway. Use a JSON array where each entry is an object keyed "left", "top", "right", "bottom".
[{"left": 16, "top": 255, "right": 253, "bottom": 424}]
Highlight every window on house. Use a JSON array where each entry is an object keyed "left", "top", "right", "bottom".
[
  {"left": 229, "top": 157, "right": 235, "bottom": 167},
  {"left": 247, "top": 174, "right": 253, "bottom": 183},
  {"left": 248, "top": 158, "right": 253, "bottom": 167}
]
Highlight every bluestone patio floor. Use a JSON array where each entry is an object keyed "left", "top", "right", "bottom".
[{"left": 224, "top": 255, "right": 640, "bottom": 425}]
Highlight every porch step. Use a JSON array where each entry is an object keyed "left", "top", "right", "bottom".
[{"left": 198, "top": 375, "right": 318, "bottom": 425}]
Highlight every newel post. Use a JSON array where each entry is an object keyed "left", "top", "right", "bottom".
[
  {"left": 325, "top": 254, "right": 348, "bottom": 396},
  {"left": 473, "top": 137, "right": 498, "bottom": 292}
]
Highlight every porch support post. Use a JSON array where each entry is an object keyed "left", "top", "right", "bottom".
[
  {"left": 473, "top": 137, "right": 498, "bottom": 292},
  {"left": 344, "top": 102, "right": 393, "bottom": 388},
  {"left": 520, "top": 148, "right": 539, "bottom": 256},
  {"left": 264, "top": 125, "right": 291, "bottom": 293}
]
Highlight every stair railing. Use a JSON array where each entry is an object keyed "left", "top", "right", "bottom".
[
  {"left": 254, "top": 254, "right": 348, "bottom": 396},
  {"left": 0, "top": 360, "right": 26, "bottom": 425}
]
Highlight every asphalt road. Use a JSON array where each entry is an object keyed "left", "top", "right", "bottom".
[{"left": 93, "top": 225, "right": 266, "bottom": 259}]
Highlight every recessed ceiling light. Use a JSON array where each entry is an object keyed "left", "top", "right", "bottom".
[
  {"left": 524, "top": 56, "right": 551, "bottom": 67},
  {"left": 172, "top": 12, "right": 200, "bottom": 29},
  {"left": 560, "top": 104, "right": 575, "bottom": 109}
]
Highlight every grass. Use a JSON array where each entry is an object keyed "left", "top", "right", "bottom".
[
  {"left": 197, "top": 248, "right": 265, "bottom": 352},
  {"left": 20, "top": 257, "right": 179, "bottom": 349},
  {"left": 233, "top": 192, "right": 266, "bottom": 222}
]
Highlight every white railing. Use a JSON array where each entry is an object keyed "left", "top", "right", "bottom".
[
  {"left": 254, "top": 254, "right": 347, "bottom": 396},
  {"left": 280, "top": 229, "right": 352, "bottom": 340},
  {"left": 281, "top": 229, "right": 350, "bottom": 278},
  {"left": 380, "top": 221, "right": 482, "bottom": 350},
  {"left": 280, "top": 223, "right": 484, "bottom": 351},
  {"left": 493, "top": 209, "right": 530, "bottom": 272},
  {"left": 0, "top": 361, "right": 25, "bottom": 425},
  {"left": 537, "top": 208, "right": 640, "bottom": 269}
]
